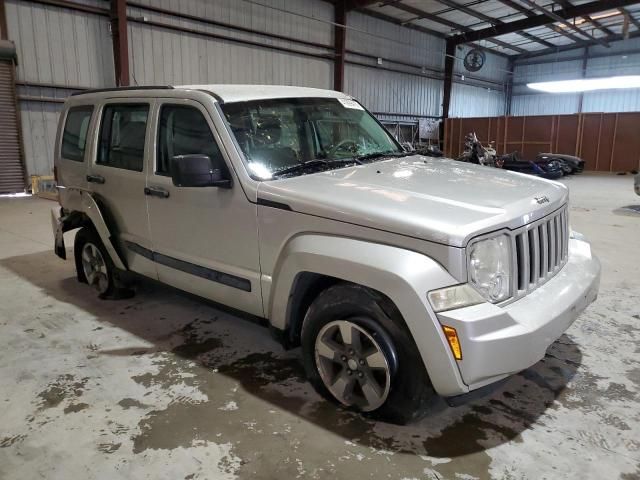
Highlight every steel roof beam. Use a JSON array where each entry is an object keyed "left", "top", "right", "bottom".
[
  {"left": 357, "top": 5, "right": 511, "bottom": 57},
  {"left": 496, "top": 0, "right": 598, "bottom": 46},
  {"left": 552, "top": 0, "right": 614, "bottom": 36},
  {"left": 389, "top": 1, "right": 527, "bottom": 53},
  {"left": 451, "top": 0, "right": 639, "bottom": 45},
  {"left": 434, "top": 0, "right": 556, "bottom": 49},
  {"left": 345, "top": 0, "right": 379, "bottom": 11},
  {"left": 515, "top": 29, "right": 640, "bottom": 59},
  {"left": 517, "top": 0, "right": 609, "bottom": 47},
  {"left": 621, "top": 8, "right": 640, "bottom": 30}
]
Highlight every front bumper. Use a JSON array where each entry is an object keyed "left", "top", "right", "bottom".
[{"left": 437, "top": 237, "right": 600, "bottom": 392}]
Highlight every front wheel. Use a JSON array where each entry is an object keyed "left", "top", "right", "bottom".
[
  {"left": 314, "top": 319, "right": 393, "bottom": 412},
  {"left": 301, "top": 283, "right": 437, "bottom": 424}
]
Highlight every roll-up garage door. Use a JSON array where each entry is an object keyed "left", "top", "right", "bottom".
[{"left": 0, "top": 41, "right": 26, "bottom": 194}]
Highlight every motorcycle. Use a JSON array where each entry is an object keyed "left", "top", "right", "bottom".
[{"left": 456, "top": 132, "right": 500, "bottom": 167}]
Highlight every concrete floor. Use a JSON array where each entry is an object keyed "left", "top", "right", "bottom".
[{"left": 0, "top": 173, "right": 638, "bottom": 480}]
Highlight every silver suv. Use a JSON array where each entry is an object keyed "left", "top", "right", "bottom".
[{"left": 52, "top": 85, "right": 600, "bottom": 423}]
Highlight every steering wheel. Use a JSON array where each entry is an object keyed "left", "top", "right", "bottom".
[{"left": 327, "top": 139, "right": 358, "bottom": 158}]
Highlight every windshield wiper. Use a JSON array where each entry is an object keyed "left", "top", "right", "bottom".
[
  {"left": 354, "top": 150, "right": 411, "bottom": 163},
  {"left": 273, "top": 158, "right": 362, "bottom": 178}
]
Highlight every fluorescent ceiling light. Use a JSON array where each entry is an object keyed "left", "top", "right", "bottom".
[{"left": 527, "top": 76, "right": 640, "bottom": 93}]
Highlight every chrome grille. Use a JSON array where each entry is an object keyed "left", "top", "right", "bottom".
[{"left": 513, "top": 206, "right": 569, "bottom": 299}]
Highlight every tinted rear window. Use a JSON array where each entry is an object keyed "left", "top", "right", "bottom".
[{"left": 61, "top": 106, "right": 93, "bottom": 162}]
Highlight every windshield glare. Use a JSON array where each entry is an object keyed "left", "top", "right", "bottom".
[{"left": 221, "top": 97, "right": 402, "bottom": 179}]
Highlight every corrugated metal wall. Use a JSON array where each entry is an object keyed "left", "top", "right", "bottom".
[
  {"left": 512, "top": 38, "right": 640, "bottom": 116},
  {"left": 345, "top": 63, "right": 443, "bottom": 118},
  {"left": 344, "top": 18, "right": 508, "bottom": 120},
  {"left": 345, "top": 11, "right": 444, "bottom": 121},
  {"left": 127, "top": 0, "right": 334, "bottom": 87},
  {"left": 6, "top": 0, "right": 114, "bottom": 177},
  {"left": 6, "top": 0, "right": 511, "bottom": 177},
  {"left": 450, "top": 82, "right": 505, "bottom": 118},
  {"left": 450, "top": 45, "right": 507, "bottom": 118}
]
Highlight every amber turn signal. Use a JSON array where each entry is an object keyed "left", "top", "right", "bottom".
[{"left": 442, "top": 325, "right": 462, "bottom": 360}]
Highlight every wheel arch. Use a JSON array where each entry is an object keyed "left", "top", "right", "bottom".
[
  {"left": 267, "top": 233, "right": 470, "bottom": 396},
  {"left": 58, "top": 188, "right": 127, "bottom": 270}
]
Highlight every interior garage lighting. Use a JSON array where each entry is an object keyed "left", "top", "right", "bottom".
[{"left": 527, "top": 76, "right": 640, "bottom": 93}]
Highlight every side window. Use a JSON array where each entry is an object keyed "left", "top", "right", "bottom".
[
  {"left": 97, "top": 104, "right": 149, "bottom": 172},
  {"left": 61, "top": 106, "right": 93, "bottom": 162},
  {"left": 156, "top": 104, "right": 224, "bottom": 176}
]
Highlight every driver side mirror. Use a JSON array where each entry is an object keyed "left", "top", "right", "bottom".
[{"left": 170, "top": 154, "right": 232, "bottom": 188}]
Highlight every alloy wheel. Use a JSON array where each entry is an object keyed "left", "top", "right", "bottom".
[
  {"left": 81, "top": 242, "right": 109, "bottom": 295},
  {"left": 314, "top": 319, "right": 391, "bottom": 412}
]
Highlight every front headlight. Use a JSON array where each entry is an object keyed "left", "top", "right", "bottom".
[{"left": 469, "top": 234, "right": 512, "bottom": 303}]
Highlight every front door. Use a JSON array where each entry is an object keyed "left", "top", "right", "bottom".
[
  {"left": 145, "top": 99, "right": 262, "bottom": 316},
  {"left": 88, "top": 100, "right": 157, "bottom": 278}
]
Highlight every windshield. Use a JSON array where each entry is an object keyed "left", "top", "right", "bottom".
[{"left": 221, "top": 97, "right": 402, "bottom": 179}]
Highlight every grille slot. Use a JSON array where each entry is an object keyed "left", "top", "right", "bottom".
[{"left": 513, "top": 206, "right": 569, "bottom": 298}]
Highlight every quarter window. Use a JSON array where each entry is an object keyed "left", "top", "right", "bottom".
[
  {"left": 61, "top": 106, "right": 93, "bottom": 162},
  {"left": 156, "top": 105, "right": 224, "bottom": 176},
  {"left": 97, "top": 104, "right": 149, "bottom": 171}
]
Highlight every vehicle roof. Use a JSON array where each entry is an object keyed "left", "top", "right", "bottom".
[
  {"left": 69, "top": 84, "right": 351, "bottom": 104},
  {"left": 177, "top": 84, "right": 350, "bottom": 103}
]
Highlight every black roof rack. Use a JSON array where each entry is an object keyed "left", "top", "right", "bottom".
[{"left": 71, "top": 85, "right": 174, "bottom": 96}]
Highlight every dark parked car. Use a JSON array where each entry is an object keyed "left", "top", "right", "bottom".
[
  {"left": 499, "top": 152, "right": 564, "bottom": 180},
  {"left": 537, "top": 153, "right": 585, "bottom": 174}
]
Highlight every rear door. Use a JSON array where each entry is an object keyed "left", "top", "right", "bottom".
[
  {"left": 88, "top": 99, "right": 157, "bottom": 279},
  {"left": 145, "top": 98, "right": 262, "bottom": 316}
]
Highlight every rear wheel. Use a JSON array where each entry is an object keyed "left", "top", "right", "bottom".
[
  {"left": 74, "top": 227, "right": 132, "bottom": 299},
  {"left": 301, "top": 283, "right": 437, "bottom": 424}
]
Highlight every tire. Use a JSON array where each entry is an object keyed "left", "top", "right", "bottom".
[
  {"left": 301, "top": 283, "right": 437, "bottom": 424},
  {"left": 74, "top": 227, "right": 132, "bottom": 299}
]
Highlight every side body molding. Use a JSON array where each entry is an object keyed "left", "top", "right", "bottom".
[
  {"left": 56, "top": 187, "right": 127, "bottom": 271},
  {"left": 267, "top": 234, "right": 470, "bottom": 396}
]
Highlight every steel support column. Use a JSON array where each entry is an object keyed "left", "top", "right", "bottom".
[
  {"left": 440, "top": 40, "right": 455, "bottom": 146},
  {"left": 442, "top": 40, "right": 455, "bottom": 120},
  {"left": 110, "top": 0, "right": 129, "bottom": 87},
  {"left": 577, "top": 47, "right": 589, "bottom": 113},
  {"left": 505, "top": 58, "right": 515, "bottom": 116},
  {"left": 333, "top": 1, "right": 346, "bottom": 92},
  {"left": 0, "top": 0, "right": 8, "bottom": 40}
]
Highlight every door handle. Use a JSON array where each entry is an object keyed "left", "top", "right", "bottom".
[
  {"left": 86, "top": 174, "right": 105, "bottom": 184},
  {"left": 144, "top": 186, "right": 170, "bottom": 198}
]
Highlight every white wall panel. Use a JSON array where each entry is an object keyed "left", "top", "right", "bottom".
[
  {"left": 450, "top": 82, "right": 505, "bottom": 118},
  {"left": 511, "top": 93, "right": 579, "bottom": 116},
  {"left": 582, "top": 89, "right": 640, "bottom": 113},
  {"left": 345, "top": 64, "right": 442, "bottom": 118},
  {"left": 18, "top": 101, "right": 62, "bottom": 177},
  {"left": 347, "top": 11, "right": 444, "bottom": 70},
  {"left": 128, "top": 21, "right": 333, "bottom": 88},
  {"left": 132, "top": 0, "right": 334, "bottom": 47},
  {"left": 6, "top": 0, "right": 114, "bottom": 88},
  {"left": 513, "top": 59, "right": 583, "bottom": 95}
]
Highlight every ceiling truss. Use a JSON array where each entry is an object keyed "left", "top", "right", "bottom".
[{"left": 344, "top": 0, "right": 640, "bottom": 58}]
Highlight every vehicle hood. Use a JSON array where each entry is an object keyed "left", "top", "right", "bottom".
[{"left": 256, "top": 156, "right": 569, "bottom": 247}]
